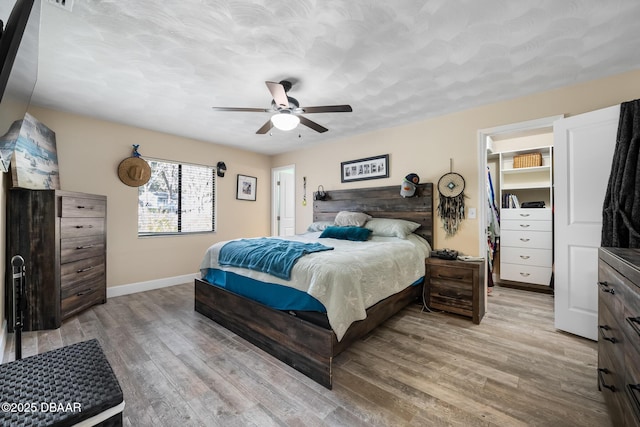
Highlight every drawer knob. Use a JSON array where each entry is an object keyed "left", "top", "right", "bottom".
[
  {"left": 76, "top": 289, "right": 92, "bottom": 296},
  {"left": 76, "top": 245, "right": 95, "bottom": 250},
  {"left": 76, "top": 266, "right": 95, "bottom": 273},
  {"left": 75, "top": 225, "right": 94, "bottom": 229},
  {"left": 519, "top": 213, "right": 530, "bottom": 217},
  {"left": 519, "top": 272, "right": 530, "bottom": 277},
  {"left": 77, "top": 205, "right": 95, "bottom": 209},
  {"left": 519, "top": 255, "right": 530, "bottom": 259},
  {"left": 598, "top": 368, "right": 616, "bottom": 392},
  {"left": 519, "top": 238, "right": 530, "bottom": 242},
  {"left": 598, "top": 325, "right": 618, "bottom": 343},
  {"left": 519, "top": 224, "right": 530, "bottom": 228},
  {"left": 597, "top": 281, "right": 615, "bottom": 294}
]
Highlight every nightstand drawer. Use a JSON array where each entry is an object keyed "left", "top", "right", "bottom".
[
  {"left": 428, "top": 281, "right": 473, "bottom": 314},
  {"left": 428, "top": 264, "right": 474, "bottom": 283}
]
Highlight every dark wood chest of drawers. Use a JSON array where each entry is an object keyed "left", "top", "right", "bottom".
[
  {"left": 424, "top": 257, "right": 486, "bottom": 324},
  {"left": 598, "top": 248, "right": 640, "bottom": 427},
  {"left": 5, "top": 189, "right": 107, "bottom": 331}
]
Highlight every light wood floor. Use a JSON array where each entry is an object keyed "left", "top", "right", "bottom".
[{"left": 3, "top": 284, "right": 611, "bottom": 426}]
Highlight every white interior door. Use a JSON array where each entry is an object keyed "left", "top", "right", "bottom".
[
  {"left": 553, "top": 105, "right": 620, "bottom": 340},
  {"left": 272, "top": 166, "right": 295, "bottom": 236}
]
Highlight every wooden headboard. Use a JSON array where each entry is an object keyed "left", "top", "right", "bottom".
[{"left": 313, "top": 183, "right": 434, "bottom": 247}]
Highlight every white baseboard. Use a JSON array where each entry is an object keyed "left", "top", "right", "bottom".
[
  {"left": 107, "top": 273, "right": 198, "bottom": 298},
  {"left": 0, "top": 319, "right": 7, "bottom": 364}
]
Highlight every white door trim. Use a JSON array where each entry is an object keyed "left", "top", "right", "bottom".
[
  {"left": 271, "top": 164, "right": 295, "bottom": 236},
  {"left": 477, "top": 115, "right": 564, "bottom": 256}
]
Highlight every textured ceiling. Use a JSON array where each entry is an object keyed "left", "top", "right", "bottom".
[{"left": 31, "top": 0, "right": 640, "bottom": 155}]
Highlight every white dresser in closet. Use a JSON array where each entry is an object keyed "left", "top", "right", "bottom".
[{"left": 500, "top": 208, "right": 553, "bottom": 285}]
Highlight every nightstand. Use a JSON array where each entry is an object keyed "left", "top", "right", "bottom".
[{"left": 425, "top": 257, "right": 486, "bottom": 324}]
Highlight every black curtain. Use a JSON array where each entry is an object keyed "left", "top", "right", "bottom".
[{"left": 602, "top": 99, "right": 640, "bottom": 248}]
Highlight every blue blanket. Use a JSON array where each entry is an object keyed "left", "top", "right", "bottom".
[{"left": 218, "top": 238, "right": 333, "bottom": 280}]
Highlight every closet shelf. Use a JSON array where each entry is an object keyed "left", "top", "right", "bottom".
[
  {"left": 502, "top": 182, "right": 550, "bottom": 190},
  {"left": 502, "top": 165, "right": 551, "bottom": 174}
]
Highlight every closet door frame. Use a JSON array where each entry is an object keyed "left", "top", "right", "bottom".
[{"left": 476, "top": 115, "right": 563, "bottom": 288}]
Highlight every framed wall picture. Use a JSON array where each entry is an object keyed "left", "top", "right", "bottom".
[
  {"left": 236, "top": 174, "right": 257, "bottom": 201},
  {"left": 341, "top": 154, "right": 389, "bottom": 183}
]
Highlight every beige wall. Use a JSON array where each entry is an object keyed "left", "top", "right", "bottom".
[
  {"left": 273, "top": 68, "right": 640, "bottom": 255},
  {"left": 1, "top": 68, "right": 639, "bottom": 331},
  {"left": 14, "top": 107, "right": 272, "bottom": 288}
]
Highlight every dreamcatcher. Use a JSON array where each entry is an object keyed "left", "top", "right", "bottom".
[{"left": 437, "top": 160, "right": 466, "bottom": 237}]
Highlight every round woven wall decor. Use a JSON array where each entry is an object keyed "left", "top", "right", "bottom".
[{"left": 437, "top": 172, "right": 466, "bottom": 237}]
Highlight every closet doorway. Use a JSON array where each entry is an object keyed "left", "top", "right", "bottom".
[{"left": 477, "top": 116, "right": 562, "bottom": 293}]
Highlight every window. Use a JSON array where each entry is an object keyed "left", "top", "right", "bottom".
[{"left": 138, "top": 159, "right": 215, "bottom": 236}]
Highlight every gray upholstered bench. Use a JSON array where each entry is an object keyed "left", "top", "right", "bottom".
[{"left": 0, "top": 339, "right": 124, "bottom": 426}]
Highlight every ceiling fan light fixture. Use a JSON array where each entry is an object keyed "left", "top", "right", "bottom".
[{"left": 271, "top": 111, "right": 300, "bottom": 131}]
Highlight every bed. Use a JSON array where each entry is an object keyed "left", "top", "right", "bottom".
[{"left": 194, "top": 183, "right": 433, "bottom": 388}]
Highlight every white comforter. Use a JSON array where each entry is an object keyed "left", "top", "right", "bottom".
[{"left": 199, "top": 232, "right": 431, "bottom": 341}]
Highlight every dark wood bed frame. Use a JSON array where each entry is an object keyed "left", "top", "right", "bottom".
[{"left": 194, "top": 183, "right": 433, "bottom": 388}]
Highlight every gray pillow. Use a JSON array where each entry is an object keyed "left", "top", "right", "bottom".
[
  {"left": 365, "top": 218, "right": 421, "bottom": 239},
  {"left": 334, "top": 211, "right": 371, "bottom": 227},
  {"left": 307, "top": 221, "right": 334, "bottom": 232}
]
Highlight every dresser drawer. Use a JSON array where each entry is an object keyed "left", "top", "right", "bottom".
[
  {"left": 61, "top": 196, "right": 106, "bottom": 218},
  {"left": 623, "top": 286, "right": 640, "bottom": 355},
  {"left": 60, "top": 256, "right": 105, "bottom": 290},
  {"left": 500, "top": 247, "right": 552, "bottom": 268},
  {"left": 625, "top": 348, "right": 640, "bottom": 425},
  {"left": 599, "top": 299, "right": 625, "bottom": 369},
  {"left": 500, "top": 263, "right": 552, "bottom": 285},
  {"left": 501, "top": 230, "right": 552, "bottom": 249},
  {"left": 501, "top": 219, "right": 552, "bottom": 232},
  {"left": 60, "top": 217, "right": 104, "bottom": 238},
  {"left": 599, "top": 262, "right": 626, "bottom": 317},
  {"left": 60, "top": 236, "right": 105, "bottom": 264},
  {"left": 599, "top": 349, "right": 626, "bottom": 427},
  {"left": 61, "top": 281, "right": 105, "bottom": 319},
  {"left": 500, "top": 208, "right": 551, "bottom": 221}
]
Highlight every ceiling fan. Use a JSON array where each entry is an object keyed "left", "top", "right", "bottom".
[{"left": 212, "top": 80, "right": 352, "bottom": 134}]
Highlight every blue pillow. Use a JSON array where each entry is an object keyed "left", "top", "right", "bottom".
[{"left": 319, "top": 226, "right": 371, "bottom": 241}]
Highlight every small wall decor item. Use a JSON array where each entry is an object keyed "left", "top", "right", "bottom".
[
  {"left": 10, "top": 113, "right": 60, "bottom": 189},
  {"left": 237, "top": 174, "right": 257, "bottom": 201},
  {"left": 216, "top": 161, "right": 227, "bottom": 177},
  {"left": 302, "top": 176, "right": 307, "bottom": 206},
  {"left": 314, "top": 185, "right": 327, "bottom": 201},
  {"left": 400, "top": 173, "right": 420, "bottom": 197},
  {"left": 437, "top": 159, "right": 466, "bottom": 237},
  {"left": 341, "top": 154, "right": 389, "bottom": 183},
  {"left": 118, "top": 144, "right": 151, "bottom": 187}
]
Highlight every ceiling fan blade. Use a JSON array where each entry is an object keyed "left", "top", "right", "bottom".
[
  {"left": 212, "top": 107, "right": 270, "bottom": 112},
  {"left": 299, "top": 115, "right": 328, "bottom": 133},
  {"left": 256, "top": 119, "right": 273, "bottom": 134},
  {"left": 265, "top": 81, "right": 290, "bottom": 109},
  {"left": 301, "top": 105, "right": 352, "bottom": 114}
]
